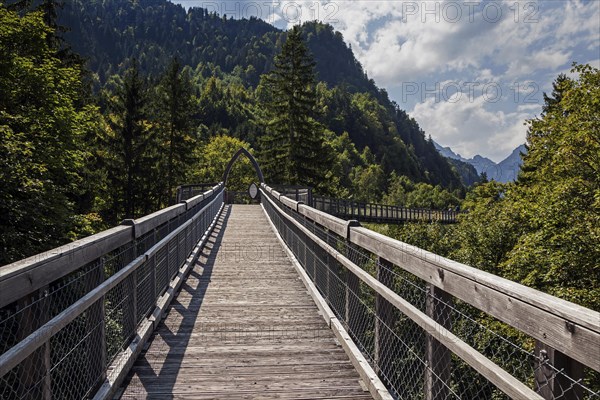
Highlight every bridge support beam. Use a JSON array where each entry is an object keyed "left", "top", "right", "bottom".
[
  {"left": 425, "top": 284, "right": 452, "bottom": 400},
  {"left": 534, "top": 341, "right": 584, "bottom": 400}
]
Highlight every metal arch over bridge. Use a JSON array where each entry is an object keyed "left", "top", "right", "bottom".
[
  {"left": 0, "top": 150, "right": 599, "bottom": 400},
  {"left": 222, "top": 147, "right": 264, "bottom": 185}
]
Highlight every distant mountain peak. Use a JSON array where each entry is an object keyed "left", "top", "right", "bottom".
[{"left": 433, "top": 141, "right": 526, "bottom": 183}]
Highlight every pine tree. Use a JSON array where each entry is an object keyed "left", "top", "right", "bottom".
[
  {"left": 542, "top": 73, "right": 571, "bottom": 115},
  {"left": 102, "top": 59, "right": 155, "bottom": 220},
  {"left": 259, "top": 25, "right": 331, "bottom": 186},
  {"left": 6, "top": 0, "right": 32, "bottom": 12},
  {"left": 520, "top": 73, "right": 573, "bottom": 184},
  {"left": 155, "top": 58, "right": 197, "bottom": 205},
  {"left": 39, "top": 0, "right": 60, "bottom": 36}
]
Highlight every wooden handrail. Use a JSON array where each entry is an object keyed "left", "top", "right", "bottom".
[
  {"left": 261, "top": 184, "right": 600, "bottom": 372},
  {"left": 310, "top": 194, "right": 460, "bottom": 223},
  {"left": 349, "top": 226, "right": 600, "bottom": 369},
  {"left": 0, "top": 189, "right": 225, "bottom": 380},
  {"left": 0, "top": 183, "right": 224, "bottom": 308},
  {"left": 261, "top": 189, "right": 543, "bottom": 399}
]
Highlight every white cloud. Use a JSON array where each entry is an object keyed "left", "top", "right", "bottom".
[
  {"left": 310, "top": 0, "right": 600, "bottom": 86},
  {"left": 173, "top": 0, "right": 599, "bottom": 159},
  {"left": 411, "top": 94, "right": 531, "bottom": 162}
]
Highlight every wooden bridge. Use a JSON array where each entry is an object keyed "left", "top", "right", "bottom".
[
  {"left": 120, "top": 205, "right": 374, "bottom": 399},
  {"left": 0, "top": 149, "right": 599, "bottom": 400}
]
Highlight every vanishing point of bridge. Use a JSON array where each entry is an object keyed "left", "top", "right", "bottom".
[{"left": 0, "top": 149, "right": 598, "bottom": 400}]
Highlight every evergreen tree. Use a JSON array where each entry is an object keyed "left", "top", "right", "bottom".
[
  {"left": 6, "top": 0, "right": 32, "bottom": 12},
  {"left": 38, "top": 0, "right": 61, "bottom": 41},
  {"left": 155, "top": 58, "right": 197, "bottom": 204},
  {"left": 542, "top": 73, "right": 570, "bottom": 115},
  {"left": 259, "top": 25, "right": 332, "bottom": 187},
  {"left": 519, "top": 74, "right": 573, "bottom": 184},
  {"left": 101, "top": 59, "right": 155, "bottom": 220}
]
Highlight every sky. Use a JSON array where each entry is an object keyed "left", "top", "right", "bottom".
[{"left": 173, "top": 0, "right": 600, "bottom": 162}]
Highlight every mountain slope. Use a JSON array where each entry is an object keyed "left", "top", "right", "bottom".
[
  {"left": 496, "top": 145, "right": 527, "bottom": 182},
  {"left": 57, "top": 0, "right": 464, "bottom": 189},
  {"left": 448, "top": 159, "right": 481, "bottom": 187}
]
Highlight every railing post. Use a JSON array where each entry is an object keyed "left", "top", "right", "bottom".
[
  {"left": 345, "top": 265, "right": 360, "bottom": 339},
  {"left": 311, "top": 237, "right": 317, "bottom": 280},
  {"left": 325, "top": 231, "right": 337, "bottom": 302},
  {"left": 425, "top": 284, "right": 452, "bottom": 400},
  {"left": 534, "top": 341, "right": 584, "bottom": 399},
  {"left": 375, "top": 258, "right": 396, "bottom": 383},
  {"left": 43, "top": 338, "right": 50, "bottom": 400},
  {"left": 131, "top": 269, "right": 138, "bottom": 328},
  {"left": 150, "top": 252, "right": 157, "bottom": 306},
  {"left": 86, "top": 260, "right": 106, "bottom": 396},
  {"left": 16, "top": 286, "right": 52, "bottom": 400}
]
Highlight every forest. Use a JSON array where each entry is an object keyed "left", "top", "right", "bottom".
[
  {"left": 0, "top": 0, "right": 469, "bottom": 264},
  {"left": 1, "top": 0, "right": 599, "bottom": 317}
]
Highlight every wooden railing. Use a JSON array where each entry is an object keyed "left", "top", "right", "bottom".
[
  {"left": 1, "top": 180, "right": 598, "bottom": 400},
  {"left": 261, "top": 183, "right": 600, "bottom": 400},
  {"left": 224, "top": 191, "right": 260, "bottom": 204},
  {"left": 311, "top": 195, "right": 460, "bottom": 224},
  {"left": 176, "top": 182, "right": 220, "bottom": 202},
  {"left": 181, "top": 183, "right": 459, "bottom": 224},
  {"left": 0, "top": 183, "right": 225, "bottom": 400}
]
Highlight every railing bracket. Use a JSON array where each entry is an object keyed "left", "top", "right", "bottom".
[{"left": 345, "top": 220, "right": 360, "bottom": 240}]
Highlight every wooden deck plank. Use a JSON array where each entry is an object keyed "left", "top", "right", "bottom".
[{"left": 119, "top": 205, "right": 372, "bottom": 399}]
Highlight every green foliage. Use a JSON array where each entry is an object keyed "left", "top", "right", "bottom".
[
  {"left": 258, "top": 26, "right": 333, "bottom": 189},
  {"left": 326, "top": 131, "right": 362, "bottom": 196},
  {"left": 1, "top": 1, "right": 469, "bottom": 266},
  {"left": 61, "top": 0, "right": 279, "bottom": 85},
  {"left": 99, "top": 60, "right": 157, "bottom": 221},
  {"left": 395, "top": 66, "right": 600, "bottom": 311},
  {"left": 502, "top": 64, "right": 600, "bottom": 309},
  {"left": 191, "top": 135, "right": 256, "bottom": 192},
  {"left": 384, "top": 173, "right": 461, "bottom": 209},
  {"left": 379, "top": 67, "right": 600, "bottom": 397},
  {"left": 0, "top": 6, "right": 101, "bottom": 265},
  {"left": 56, "top": 0, "right": 464, "bottom": 190},
  {"left": 154, "top": 58, "right": 198, "bottom": 204},
  {"left": 450, "top": 182, "right": 526, "bottom": 275},
  {"left": 446, "top": 158, "right": 481, "bottom": 187},
  {"left": 67, "top": 213, "right": 106, "bottom": 241},
  {"left": 198, "top": 75, "right": 262, "bottom": 143},
  {"left": 350, "top": 149, "right": 386, "bottom": 202}
]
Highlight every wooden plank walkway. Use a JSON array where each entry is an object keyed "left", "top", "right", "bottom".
[{"left": 119, "top": 205, "right": 373, "bottom": 399}]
